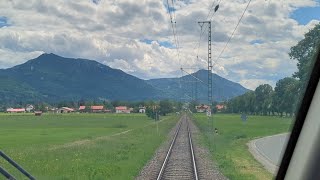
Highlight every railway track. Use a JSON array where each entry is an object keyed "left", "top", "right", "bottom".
[{"left": 156, "top": 115, "right": 198, "bottom": 180}]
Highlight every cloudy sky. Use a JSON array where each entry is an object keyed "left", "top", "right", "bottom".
[{"left": 0, "top": 0, "right": 320, "bottom": 89}]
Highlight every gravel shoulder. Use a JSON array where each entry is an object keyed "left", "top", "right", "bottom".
[
  {"left": 188, "top": 117, "right": 228, "bottom": 180},
  {"left": 136, "top": 118, "right": 180, "bottom": 180}
]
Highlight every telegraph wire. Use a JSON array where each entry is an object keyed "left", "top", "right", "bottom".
[
  {"left": 214, "top": 0, "right": 252, "bottom": 63},
  {"left": 194, "top": 0, "right": 221, "bottom": 63}
]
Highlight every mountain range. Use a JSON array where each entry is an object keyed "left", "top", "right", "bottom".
[
  {"left": 0, "top": 53, "right": 248, "bottom": 105},
  {"left": 147, "top": 70, "right": 249, "bottom": 102}
]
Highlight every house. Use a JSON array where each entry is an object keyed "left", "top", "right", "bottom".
[
  {"left": 91, "top": 106, "right": 104, "bottom": 113},
  {"left": 26, "top": 104, "right": 34, "bottom": 112},
  {"left": 104, "top": 109, "right": 112, "bottom": 113},
  {"left": 216, "top": 104, "right": 225, "bottom": 112},
  {"left": 139, "top": 106, "right": 146, "bottom": 113},
  {"left": 79, "top": 105, "right": 108, "bottom": 113},
  {"left": 6, "top": 108, "right": 26, "bottom": 113},
  {"left": 49, "top": 107, "right": 58, "bottom": 113},
  {"left": 195, "top": 105, "right": 210, "bottom": 113},
  {"left": 115, "top": 106, "right": 131, "bottom": 113},
  {"left": 78, "top": 106, "right": 86, "bottom": 112},
  {"left": 57, "top": 107, "right": 74, "bottom": 113}
]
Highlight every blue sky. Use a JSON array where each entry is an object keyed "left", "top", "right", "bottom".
[
  {"left": 250, "top": 39, "right": 264, "bottom": 45},
  {"left": 291, "top": 6, "right": 320, "bottom": 25},
  {"left": 0, "top": 16, "right": 9, "bottom": 28},
  {"left": 141, "top": 39, "right": 175, "bottom": 48}
]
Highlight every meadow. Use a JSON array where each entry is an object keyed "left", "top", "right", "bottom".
[
  {"left": 192, "top": 113, "right": 293, "bottom": 180},
  {"left": 0, "top": 113, "right": 179, "bottom": 179}
]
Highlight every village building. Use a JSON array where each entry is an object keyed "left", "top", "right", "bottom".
[
  {"left": 91, "top": 106, "right": 104, "bottom": 113},
  {"left": 6, "top": 108, "right": 26, "bottom": 113},
  {"left": 57, "top": 107, "right": 74, "bottom": 113},
  {"left": 104, "top": 109, "right": 112, "bottom": 113},
  {"left": 139, "top": 106, "right": 146, "bottom": 113},
  {"left": 26, "top": 104, "right": 34, "bottom": 112},
  {"left": 79, "top": 105, "right": 108, "bottom": 113},
  {"left": 79, "top": 106, "right": 86, "bottom": 112},
  {"left": 115, "top": 106, "right": 131, "bottom": 113},
  {"left": 216, "top": 104, "right": 225, "bottom": 112},
  {"left": 48, "top": 107, "right": 58, "bottom": 113},
  {"left": 195, "top": 104, "right": 210, "bottom": 113}
]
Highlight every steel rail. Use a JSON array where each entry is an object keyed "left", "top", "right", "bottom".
[
  {"left": 187, "top": 119, "right": 199, "bottom": 180},
  {"left": 156, "top": 118, "right": 183, "bottom": 180},
  {"left": 156, "top": 116, "right": 199, "bottom": 180},
  {"left": 0, "top": 151, "right": 35, "bottom": 180},
  {"left": 0, "top": 166, "right": 16, "bottom": 180}
]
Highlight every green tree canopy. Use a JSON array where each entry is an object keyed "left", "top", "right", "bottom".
[
  {"left": 255, "top": 84, "right": 273, "bottom": 115},
  {"left": 159, "top": 99, "right": 173, "bottom": 116},
  {"left": 289, "top": 23, "right": 320, "bottom": 82},
  {"left": 274, "top": 77, "right": 299, "bottom": 117}
]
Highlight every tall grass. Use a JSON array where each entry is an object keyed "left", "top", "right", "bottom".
[
  {"left": 0, "top": 113, "right": 178, "bottom": 179},
  {"left": 192, "top": 113, "right": 292, "bottom": 180}
]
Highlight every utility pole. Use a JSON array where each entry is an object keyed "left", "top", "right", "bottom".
[
  {"left": 198, "top": 21, "right": 212, "bottom": 112},
  {"left": 195, "top": 66, "right": 198, "bottom": 103},
  {"left": 198, "top": 20, "right": 214, "bottom": 150}
]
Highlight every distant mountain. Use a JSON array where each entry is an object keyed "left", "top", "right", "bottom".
[
  {"left": 147, "top": 70, "right": 249, "bottom": 102},
  {"left": 0, "top": 53, "right": 160, "bottom": 103},
  {"left": 0, "top": 53, "right": 249, "bottom": 105}
]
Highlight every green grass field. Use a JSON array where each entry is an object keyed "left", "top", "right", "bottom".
[
  {"left": 0, "top": 113, "right": 179, "bottom": 179},
  {"left": 192, "top": 113, "right": 293, "bottom": 180}
]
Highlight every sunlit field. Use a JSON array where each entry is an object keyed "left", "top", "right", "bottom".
[
  {"left": 0, "top": 113, "right": 179, "bottom": 179},
  {"left": 192, "top": 113, "right": 292, "bottom": 180}
]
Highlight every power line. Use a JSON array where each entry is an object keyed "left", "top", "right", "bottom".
[
  {"left": 214, "top": 0, "right": 252, "bottom": 63},
  {"left": 206, "top": 0, "right": 218, "bottom": 20},
  {"left": 166, "top": 0, "right": 179, "bottom": 53},
  {"left": 165, "top": 0, "right": 184, "bottom": 97},
  {"left": 208, "top": 0, "right": 221, "bottom": 21},
  {"left": 194, "top": 0, "right": 221, "bottom": 62}
]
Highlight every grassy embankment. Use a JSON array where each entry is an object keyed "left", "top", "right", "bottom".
[
  {"left": 0, "top": 113, "right": 179, "bottom": 179},
  {"left": 192, "top": 113, "right": 292, "bottom": 180}
]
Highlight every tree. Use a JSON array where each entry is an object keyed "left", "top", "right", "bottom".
[
  {"left": 103, "top": 100, "right": 114, "bottom": 110},
  {"left": 84, "top": 106, "right": 91, "bottom": 113},
  {"left": 159, "top": 100, "right": 173, "bottom": 116},
  {"left": 274, "top": 77, "right": 299, "bottom": 117},
  {"left": 189, "top": 100, "right": 198, "bottom": 113},
  {"left": 34, "top": 102, "right": 48, "bottom": 112},
  {"left": 254, "top": 84, "right": 273, "bottom": 115},
  {"left": 243, "top": 91, "right": 256, "bottom": 115},
  {"left": 145, "top": 106, "right": 158, "bottom": 120},
  {"left": 289, "top": 23, "right": 320, "bottom": 83}
]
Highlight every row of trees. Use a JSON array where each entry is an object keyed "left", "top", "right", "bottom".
[
  {"left": 224, "top": 78, "right": 299, "bottom": 116},
  {"left": 145, "top": 100, "right": 182, "bottom": 120},
  {"left": 224, "top": 23, "right": 320, "bottom": 117}
]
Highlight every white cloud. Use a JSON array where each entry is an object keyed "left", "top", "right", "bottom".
[
  {"left": 0, "top": 0, "right": 319, "bottom": 90},
  {"left": 240, "top": 79, "right": 276, "bottom": 90}
]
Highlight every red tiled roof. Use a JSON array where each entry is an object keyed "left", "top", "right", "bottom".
[
  {"left": 79, "top": 106, "right": 86, "bottom": 110},
  {"left": 61, "top": 107, "right": 74, "bottom": 111},
  {"left": 216, "top": 105, "right": 225, "bottom": 110},
  {"left": 7, "top": 108, "right": 26, "bottom": 112},
  {"left": 91, "top": 106, "right": 104, "bottom": 110},
  {"left": 196, "top": 105, "right": 209, "bottom": 110},
  {"left": 115, "top": 106, "right": 128, "bottom": 110}
]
